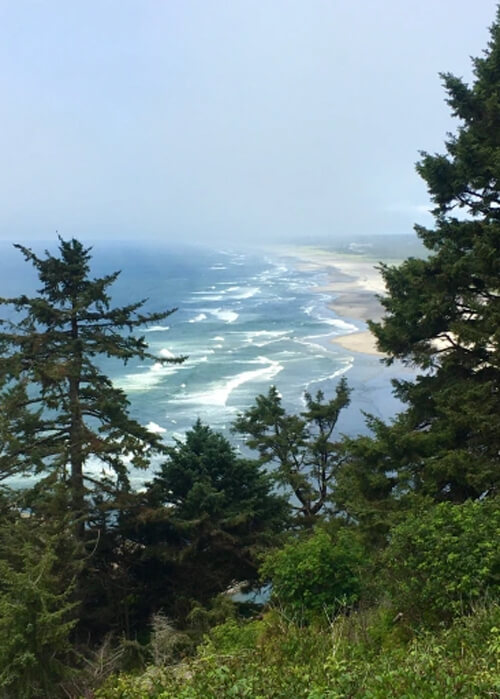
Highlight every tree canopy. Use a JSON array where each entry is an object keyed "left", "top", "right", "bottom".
[
  {"left": 130, "top": 420, "right": 289, "bottom": 619},
  {"left": 234, "top": 379, "right": 351, "bottom": 523},
  {"left": 359, "top": 11, "right": 500, "bottom": 507},
  {"left": 0, "top": 238, "right": 183, "bottom": 529}
]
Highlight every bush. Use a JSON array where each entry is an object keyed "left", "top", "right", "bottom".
[
  {"left": 95, "top": 602, "right": 500, "bottom": 697},
  {"left": 383, "top": 498, "right": 500, "bottom": 624},
  {"left": 260, "top": 527, "right": 364, "bottom": 621}
]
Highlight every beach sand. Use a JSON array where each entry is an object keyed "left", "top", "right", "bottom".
[{"left": 271, "top": 246, "right": 388, "bottom": 356}]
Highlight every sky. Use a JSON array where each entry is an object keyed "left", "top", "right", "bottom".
[{"left": 0, "top": 0, "right": 497, "bottom": 245}]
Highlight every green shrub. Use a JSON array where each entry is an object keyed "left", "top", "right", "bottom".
[
  {"left": 383, "top": 498, "right": 500, "bottom": 624},
  {"left": 96, "top": 602, "right": 500, "bottom": 698},
  {"left": 260, "top": 527, "right": 364, "bottom": 621}
]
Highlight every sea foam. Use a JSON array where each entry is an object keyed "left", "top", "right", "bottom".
[
  {"left": 113, "top": 362, "right": 180, "bottom": 391},
  {"left": 170, "top": 356, "right": 283, "bottom": 407},
  {"left": 145, "top": 421, "right": 167, "bottom": 434},
  {"left": 189, "top": 312, "right": 208, "bottom": 323},
  {"left": 226, "top": 286, "right": 260, "bottom": 299},
  {"left": 143, "top": 325, "right": 170, "bottom": 332},
  {"left": 210, "top": 308, "right": 239, "bottom": 323}
]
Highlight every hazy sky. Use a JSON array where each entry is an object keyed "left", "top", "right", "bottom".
[{"left": 0, "top": 1, "right": 497, "bottom": 245}]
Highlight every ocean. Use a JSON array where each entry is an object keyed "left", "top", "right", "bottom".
[{"left": 1, "top": 240, "right": 413, "bottom": 486}]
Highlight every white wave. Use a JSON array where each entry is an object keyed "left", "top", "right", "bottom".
[
  {"left": 183, "top": 352, "right": 213, "bottom": 367},
  {"left": 212, "top": 336, "right": 225, "bottom": 341},
  {"left": 321, "top": 317, "right": 358, "bottom": 332},
  {"left": 190, "top": 294, "right": 224, "bottom": 301},
  {"left": 303, "top": 301, "right": 358, "bottom": 333},
  {"left": 210, "top": 265, "right": 227, "bottom": 270},
  {"left": 145, "top": 421, "right": 166, "bottom": 434},
  {"left": 210, "top": 308, "right": 239, "bottom": 323},
  {"left": 253, "top": 338, "right": 289, "bottom": 348},
  {"left": 113, "top": 362, "right": 179, "bottom": 391},
  {"left": 294, "top": 337, "right": 330, "bottom": 354},
  {"left": 244, "top": 330, "right": 290, "bottom": 347},
  {"left": 258, "top": 262, "right": 289, "bottom": 280},
  {"left": 189, "top": 312, "right": 208, "bottom": 323},
  {"left": 303, "top": 362, "right": 354, "bottom": 391},
  {"left": 246, "top": 330, "right": 290, "bottom": 339},
  {"left": 170, "top": 356, "right": 283, "bottom": 407},
  {"left": 159, "top": 348, "right": 176, "bottom": 359},
  {"left": 226, "top": 286, "right": 260, "bottom": 300},
  {"left": 143, "top": 325, "right": 170, "bottom": 333}
]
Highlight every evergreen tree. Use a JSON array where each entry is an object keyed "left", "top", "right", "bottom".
[
  {"left": 233, "top": 379, "right": 351, "bottom": 523},
  {"left": 355, "top": 10, "right": 500, "bottom": 506},
  {"left": 0, "top": 496, "right": 81, "bottom": 698},
  {"left": 129, "top": 420, "right": 289, "bottom": 619},
  {"left": 0, "top": 238, "right": 183, "bottom": 530}
]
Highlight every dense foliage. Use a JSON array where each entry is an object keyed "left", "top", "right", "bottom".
[
  {"left": 96, "top": 602, "right": 500, "bottom": 698},
  {"left": 0, "top": 494, "right": 80, "bottom": 697},
  {"left": 260, "top": 527, "right": 364, "bottom": 620},
  {"left": 363, "top": 11, "right": 500, "bottom": 507},
  {"left": 122, "top": 421, "right": 289, "bottom": 622},
  {"left": 384, "top": 498, "right": 500, "bottom": 625}
]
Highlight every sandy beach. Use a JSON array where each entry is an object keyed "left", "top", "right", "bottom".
[{"left": 272, "top": 246, "right": 388, "bottom": 356}]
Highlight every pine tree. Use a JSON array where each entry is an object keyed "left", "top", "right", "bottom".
[
  {"left": 365, "top": 9, "right": 500, "bottom": 503},
  {"left": 233, "top": 379, "right": 351, "bottom": 523},
  {"left": 0, "top": 496, "right": 81, "bottom": 698},
  {"left": 0, "top": 238, "right": 183, "bottom": 531},
  {"left": 127, "top": 420, "right": 289, "bottom": 619}
]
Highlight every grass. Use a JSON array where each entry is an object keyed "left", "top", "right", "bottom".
[{"left": 95, "top": 601, "right": 500, "bottom": 698}]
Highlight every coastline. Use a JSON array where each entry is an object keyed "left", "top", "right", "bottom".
[{"left": 269, "top": 245, "right": 388, "bottom": 356}]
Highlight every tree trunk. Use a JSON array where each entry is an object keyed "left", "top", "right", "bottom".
[{"left": 69, "top": 311, "right": 85, "bottom": 538}]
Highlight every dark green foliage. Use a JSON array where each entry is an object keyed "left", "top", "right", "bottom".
[
  {"left": 334, "top": 416, "right": 408, "bottom": 545},
  {"left": 260, "top": 527, "right": 363, "bottom": 620},
  {"left": 0, "top": 238, "right": 182, "bottom": 528},
  {"left": 366, "top": 11, "right": 500, "bottom": 503},
  {"left": 129, "top": 421, "right": 289, "bottom": 619},
  {"left": 233, "top": 379, "right": 351, "bottom": 523},
  {"left": 383, "top": 498, "right": 500, "bottom": 625},
  {"left": 0, "top": 497, "right": 81, "bottom": 697}
]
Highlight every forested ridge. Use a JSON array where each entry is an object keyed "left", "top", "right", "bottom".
[{"left": 0, "top": 8, "right": 499, "bottom": 699}]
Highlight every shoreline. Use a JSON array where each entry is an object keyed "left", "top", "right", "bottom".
[{"left": 269, "top": 245, "right": 388, "bottom": 356}]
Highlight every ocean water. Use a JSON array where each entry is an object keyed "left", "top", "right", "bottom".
[{"left": 1, "top": 241, "right": 413, "bottom": 486}]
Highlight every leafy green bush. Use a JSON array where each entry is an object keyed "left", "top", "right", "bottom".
[
  {"left": 96, "top": 602, "right": 500, "bottom": 698},
  {"left": 260, "top": 527, "right": 364, "bottom": 621},
  {"left": 383, "top": 498, "right": 500, "bottom": 624}
]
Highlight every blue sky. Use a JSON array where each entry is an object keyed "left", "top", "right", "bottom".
[{"left": 0, "top": 0, "right": 497, "bottom": 244}]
